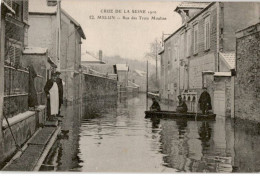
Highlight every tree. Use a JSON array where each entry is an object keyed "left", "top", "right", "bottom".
[{"left": 145, "top": 39, "right": 163, "bottom": 83}]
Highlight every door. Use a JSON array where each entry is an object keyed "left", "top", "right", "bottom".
[{"left": 214, "top": 90, "right": 225, "bottom": 117}]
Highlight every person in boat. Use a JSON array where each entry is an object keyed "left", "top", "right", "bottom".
[
  {"left": 44, "top": 72, "right": 59, "bottom": 120},
  {"left": 176, "top": 95, "right": 188, "bottom": 113},
  {"left": 150, "top": 97, "right": 161, "bottom": 111},
  {"left": 198, "top": 87, "right": 212, "bottom": 114}
]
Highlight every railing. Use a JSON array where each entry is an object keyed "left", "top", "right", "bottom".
[{"left": 4, "top": 65, "right": 45, "bottom": 118}]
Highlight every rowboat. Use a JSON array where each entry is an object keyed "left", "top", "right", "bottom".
[{"left": 145, "top": 110, "right": 216, "bottom": 121}]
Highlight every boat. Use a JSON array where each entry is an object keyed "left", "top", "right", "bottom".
[{"left": 145, "top": 110, "right": 216, "bottom": 121}]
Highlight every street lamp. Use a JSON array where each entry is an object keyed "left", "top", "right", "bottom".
[{"left": 47, "top": 0, "right": 61, "bottom": 72}]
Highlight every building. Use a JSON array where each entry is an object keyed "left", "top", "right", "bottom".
[
  {"left": 235, "top": 22, "right": 260, "bottom": 122},
  {"left": 115, "top": 64, "right": 129, "bottom": 87},
  {"left": 160, "top": 2, "right": 260, "bottom": 116},
  {"left": 28, "top": 0, "right": 86, "bottom": 103},
  {"left": 128, "top": 69, "right": 146, "bottom": 92},
  {"left": 81, "top": 50, "right": 106, "bottom": 65},
  {"left": 0, "top": 0, "right": 47, "bottom": 165}
]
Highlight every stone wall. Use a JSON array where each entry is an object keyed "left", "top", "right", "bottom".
[
  {"left": 235, "top": 23, "right": 260, "bottom": 122},
  {"left": 82, "top": 73, "right": 118, "bottom": 100},
  {"left": 0, "top": 106, "right": 46, "bottom": 167}
]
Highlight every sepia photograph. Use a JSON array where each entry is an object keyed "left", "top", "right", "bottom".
[{"left": 0, "top": 0, "right": 259, "bottom": 173}]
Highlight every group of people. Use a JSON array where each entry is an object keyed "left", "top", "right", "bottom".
[
  {"left": 150, "top": 87, "right": 212, "bottom": 114},
  {"left": 44, "top": 72, "right": 64, "bottom": 120}
]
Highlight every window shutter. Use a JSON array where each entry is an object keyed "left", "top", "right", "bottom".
[
  {"left": 15, "top": 46, "right": 21, "bottom": 66},
  {"left": 9, "top": 45, "right": 15, "bottom": 64},
  {"left": 23, "top": 0, "right": 29, "bottom": 23},
  {"left": 5, "top": 0, "right": 12, "bottom": 7}
]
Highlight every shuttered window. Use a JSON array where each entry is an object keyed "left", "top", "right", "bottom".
[
  {"left": 4, "top": 0, "right": 12, "bottom": 7},
  {"left": 23, "top": 0, "right": 29, "bottom": 23},
  {"left": 186, "top": 29, "right": 191, "bottom": 57},
  {"left": 204, "top": 16, "right": 210, "bottom": 50},
  {"left": 6, "top": 41, "right": 21, "bottom": 66},
  {"left": 193, "top": 24, "right": 199, "bottom": 54},
  {"left": 180, "top": 33, "right": 185, "bottom": 59}
]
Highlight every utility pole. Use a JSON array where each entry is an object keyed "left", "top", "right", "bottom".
[
  {"left": 155, "top": 39, "right": 158, "bottom": 84},
  {"left": 146, "top": 60, "right": 148, "bottom": 111},
  {"left": 56, "top": 0, "right": 61, "bottom": 71}
]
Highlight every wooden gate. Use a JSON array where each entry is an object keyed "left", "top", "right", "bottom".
[{"left": 213, "top": 90, "right": 225, "bottom": 117}]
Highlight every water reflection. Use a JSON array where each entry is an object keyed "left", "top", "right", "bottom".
[{"left": 45, "top": 93, "right": 260, "bottom": 173}]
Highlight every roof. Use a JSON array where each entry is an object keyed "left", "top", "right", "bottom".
[
  {"left": 158, "top": 49, "right": 165, "bottom": 55},
  {"left": 83, "top": 64, "right": 115, "bottom": 74},
  {"left": 214, "top": 72, "right": 232, "bottom": 77},
  {"left": 165, "top": 2, "right": 214, "bottom": 42},
  {"left": 61, "top": 9, "right": 86, "bottom": 39},
  {"left": 133, "top": 69, "right": 146, "bottom": 77},
  {"left": 128, "top": 81, "right": 140, "bottom": 88},
  {"left": 219, "top": 52, "right": 235, "bottom": 69},
  {"left": 29, "top": 0, "right": 86, "bottom": 39},
  {"left": 116, "top": 64, "right": 129, "bottom": 71},
  {"left": 23, "top": 47, "right": 48, "bottom": 55},
  {"left": 175, "top": 2, "right": 210, "bottom": 11},
  {"left": 81, "top": 52, "right": 105, "bottom": 63}
]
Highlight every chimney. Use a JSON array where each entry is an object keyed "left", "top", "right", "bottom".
[{"left": 99, "top": 50, "right": 102, "bottom": 62}]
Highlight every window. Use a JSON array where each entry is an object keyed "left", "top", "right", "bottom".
[
  {"left": 12, "top": 1, "right": 22, "bottom": 21},
  {"left": 168, "top": 47, "right": 171, "bottom": 65},
  {"left": 23, "top": 0, "right": 29, "bottom": 23},
  {"left": 204, "top": 16, "right": 210, "bottom": 50},
  {"left": 5, "top": 41, "right": 21, "bottom": 66},
  {"left": 193, "top": 24, "right": 199, "bottom": 54},
  {"left": 186, "top": 29, "right": 191, "bottom": 57},
  {"left": 180, "top": 33, "right": 185, "bottom": 59}
]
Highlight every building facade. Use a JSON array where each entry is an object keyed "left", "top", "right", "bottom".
[
  {"left": 28, "top": 0, "right": 86, "bottom": 103},
  {"left": 160, "top": 2, "right": 260, "bottom": 116},
  {"left": 0, "top": 0, "right": 47, "bottom": 165}
]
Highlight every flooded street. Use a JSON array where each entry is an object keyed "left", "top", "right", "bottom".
[{"left": 44, "top": 94, "right": 260, "bottom": 172}]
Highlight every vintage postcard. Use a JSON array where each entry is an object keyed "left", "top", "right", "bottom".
[{"left": 0, "top": 0, "right": 259, "bottom": 173}]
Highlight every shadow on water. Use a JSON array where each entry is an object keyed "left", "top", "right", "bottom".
[{"left": 42, "top": 93, "right": 260, "bottom": 172}]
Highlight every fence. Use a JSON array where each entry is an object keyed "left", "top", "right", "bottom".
[{"left": 4, "top": 65, "right": 45, "bottom": 118}]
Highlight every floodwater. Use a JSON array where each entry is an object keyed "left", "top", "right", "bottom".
[{"left": 42, "top": 93, "right": 260, "bottom": 172}]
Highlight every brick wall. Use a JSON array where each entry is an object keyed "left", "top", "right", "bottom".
[{"left": 235, "top": 23, "right": 260, "bottom": 122}]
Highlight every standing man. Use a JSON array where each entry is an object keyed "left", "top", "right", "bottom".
[
  {"left": 55, "top": 72, "right": 64, "bottom": 117},
  {"left": 44, "top": 73, "right": 59, "bottom": 120},
  {"left": 198, "top": 87, "right": 212, "bottom": 114}
]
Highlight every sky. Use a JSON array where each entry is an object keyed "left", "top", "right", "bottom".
[{"left": 60, "top": 0, "right": 182, "bottom": 61}]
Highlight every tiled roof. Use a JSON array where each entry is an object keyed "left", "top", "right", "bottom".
[
  {"left": 219, "top": 52, "right": 236, "bottom": 69},
  {"left": 177, "top": 2, "right": 211, "bottom": 9}
]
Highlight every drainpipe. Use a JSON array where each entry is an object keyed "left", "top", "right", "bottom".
[{"left": 216, "top": 2, "right": 220, "bottom": 72}]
